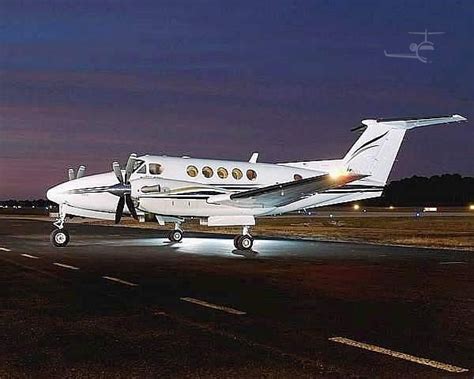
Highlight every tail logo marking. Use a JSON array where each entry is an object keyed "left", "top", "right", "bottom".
[{"left": 347, "top": 131, "right": 389, "bottom": 163}]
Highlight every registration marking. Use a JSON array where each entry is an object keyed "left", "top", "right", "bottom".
[
  {"left": 102, "top": 276, "right": 138, "bottom": 287},
  {"left": 0, "top": 247, "right": 11, "bottom": 252},
  {"left": 180, "top": 297, "right": 246, "bottom": 315},
  {"left": 53, "top": 262, "right": 79, "bottom": 270},
  {"left": 329, "top": 337, "right": 468, "bottom": 373},
  {"left": 21, "top": 254, "right": 39, "bottom": 259}
]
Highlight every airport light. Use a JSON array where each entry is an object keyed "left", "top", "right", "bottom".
[
  {"left": 353, "top": 204, "right": 360, "bottom": 210},
  {"left": 389, "top": 205, "right": 394, "bottom": 210},
  {"left": 470, "top": 204, "right": 474, "bottom": 211}
]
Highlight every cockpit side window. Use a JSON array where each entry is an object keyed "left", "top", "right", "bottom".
[{"left": 149, "top": 163, "right": 163, "bottom": 175}]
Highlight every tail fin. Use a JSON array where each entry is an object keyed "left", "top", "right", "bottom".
[{"left": 343, "top": 115, "right": 466, "bottom": 184}]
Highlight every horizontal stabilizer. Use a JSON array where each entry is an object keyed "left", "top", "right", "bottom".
[{"left": 365, "top": 114, "right": 466, "bottom": 130}]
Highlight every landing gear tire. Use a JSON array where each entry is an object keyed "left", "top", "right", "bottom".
[
  {"left": 234, "top": 235, "right": 253, "bottom": 250},
  {"left": 50, "top": 229, "right": 70, "bottom": 247},
  {"left": 233, "top": 235, "right": 241, "bottom": 249},
  {"left": 168, "top": 229, "right": 183, "bottom": 243}
]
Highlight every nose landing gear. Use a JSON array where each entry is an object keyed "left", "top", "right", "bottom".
[
  {"left": 50, "top": 205, "right": 70, "bottom": 247},
  {"left": 50, "top": 228, "right": 70, "bottom": 247}
]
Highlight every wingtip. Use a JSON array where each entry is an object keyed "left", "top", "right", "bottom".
[{"left": 452, "top": 114, "right": 467, "bottom": 122}]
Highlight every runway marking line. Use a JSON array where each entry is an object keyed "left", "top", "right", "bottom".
[
  {"left": 329, "top": 337, "right": 468, "bottom": 373},
  {"left": 53, "top": 262, "right": 80, "bottom": 270},
  {"left": 439, "top": 261, "right": 466, "bottom": 265},
  {"left": 21, "top": 254, "right": 39, "bottom": 259},
  {"left": 180, "top": 297, "right": 246, "bottom": 315},
  {"left": 102, "top": 276, "right": 138, "bottom": 287},
  {"left": 0, "top": 247, "right": 11, "bottom": 252}
]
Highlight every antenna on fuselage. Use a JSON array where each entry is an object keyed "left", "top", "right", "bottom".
[{"left": 249, "top": 152, "right": 259, "bottom": 163}]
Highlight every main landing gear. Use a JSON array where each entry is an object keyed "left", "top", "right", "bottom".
[
  {"left": 233, "top": 226, "right": 254, "bottom": 250},
  {"left": 167, "top": 222, "right": 183, "bottom": 243},
  {"left": 50, "top": 206, "right": 70, "bottom": 247}
]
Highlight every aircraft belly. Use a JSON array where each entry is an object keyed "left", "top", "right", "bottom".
[{"left": 138, "top": 197, "right": 265, "bottom": 217}]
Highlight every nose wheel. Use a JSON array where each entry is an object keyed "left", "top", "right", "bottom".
[{"left": 50, "top": 228, "right": 70, "bottom": 247}]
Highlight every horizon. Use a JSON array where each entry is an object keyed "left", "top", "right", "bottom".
[{"left": 1, "top": 1, "right": 473, "bottom": 198}]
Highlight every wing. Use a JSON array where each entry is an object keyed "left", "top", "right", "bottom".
[{"left": 207, "top": 172, "right": 366, "bottom": 208}]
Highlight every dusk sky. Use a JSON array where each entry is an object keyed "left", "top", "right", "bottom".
[{"left": 0, "top": 0, "right": 473, "bottom": 199}]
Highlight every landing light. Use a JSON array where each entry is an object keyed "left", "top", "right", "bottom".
[{"left": 329, "top": 168, "right": 348, "bottom": 179}]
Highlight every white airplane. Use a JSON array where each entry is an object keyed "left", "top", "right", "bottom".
[{"left": 47, "top": 114, "right": 466, "bottom": 250}]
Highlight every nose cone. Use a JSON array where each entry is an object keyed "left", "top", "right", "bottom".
[{"left": 46, "top": 184, "right": 64, "bottom": 205}]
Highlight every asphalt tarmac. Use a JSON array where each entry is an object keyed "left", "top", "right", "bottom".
[{"left": 0, "top": 218, "right": 472, "bottom": 377}]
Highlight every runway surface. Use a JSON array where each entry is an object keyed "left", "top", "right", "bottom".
[{"left": 0, "top": 218, "right": 472, "bottom": 377}]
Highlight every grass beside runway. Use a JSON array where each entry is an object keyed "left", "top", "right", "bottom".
[
  {"left": 1, "top": 210, "right": 473, "bottom": 251},
  {"left": 192, "top": 215, "right": 474, "bottom": 251}
]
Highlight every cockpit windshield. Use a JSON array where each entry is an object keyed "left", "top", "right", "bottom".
[{"left": 132, "top": 159, "right": 146, "bottom": 173}]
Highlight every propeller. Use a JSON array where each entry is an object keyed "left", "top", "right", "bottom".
[
  {"left": 68, "top": 168, "right": 75, "bottom": 181},
  {"left": 68, "top": 165, "right": 86, "bottom": 180},
  {"left": 76, "top": 165, "right": 86, "bottom": 179},
  {"left": 111, "top": 153, "right": 138, "bottom": 224}
]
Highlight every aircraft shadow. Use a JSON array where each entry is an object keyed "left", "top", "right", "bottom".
[{"left": 231, "top": 249, "right": 259, "bottom": 258}]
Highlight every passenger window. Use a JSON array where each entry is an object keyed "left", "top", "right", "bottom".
[
  {"left": 294, "top": 174, "right": 302, "bottom": 181},
  {"left": 202, "top": 166, "right": 214, "bottom": 178},
  {"left": 217, "top": 167, "right": 228, "bottom": 179},
  {"left": 187, "top": 165, "right": 198, "bottom": 177},
  {"left": 149, "top": 163, "right": 163, "bottom": 175},
  {"left": 246, "top": 169, "right": 257, "bottom": 181},
  {"left": 232, "top": 168, "right": 243, "bottom": 180}
]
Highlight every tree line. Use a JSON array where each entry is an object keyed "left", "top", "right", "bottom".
[{"left": 365, "top": 174, "right": 474, "bottom": 206}]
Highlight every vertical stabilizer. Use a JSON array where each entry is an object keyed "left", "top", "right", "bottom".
[{"left": 343, "top": 115, "right": 466, "bottom": 185}]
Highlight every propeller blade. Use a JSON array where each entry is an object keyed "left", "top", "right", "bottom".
[
  {"left": 115, "top": 196, "right": 125, "bottom": 224},
  {"left": 125, "top": 194, "right": 138, "bottom": 220},
  {"left": 76, "top": 165, "right": 86, "bottom": 179},
  {"left": 124, "top": 153, "right": 137, "bottom": 184},
  {"left": 68, "top": 168, "right": 75, "bottom": 181},
  {"left": 112, "top": 162, "right": 123, "bottom": 183}
]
